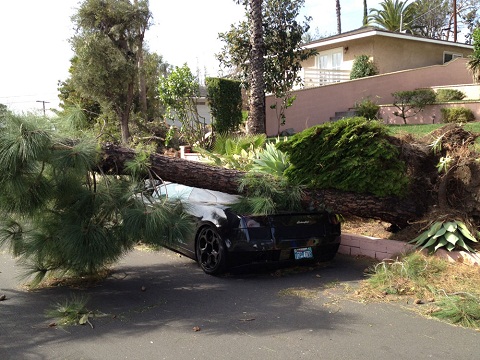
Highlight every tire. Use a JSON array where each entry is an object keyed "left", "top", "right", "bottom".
[{"left": 196, "top": 226, "right": 227, "bottom": 275}]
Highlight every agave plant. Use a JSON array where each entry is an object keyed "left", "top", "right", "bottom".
[
  {"left": 251, "top": 141, "right": 290, "bottom": 177},
  {"left": 409, "top": 220, "right": 478, "bottom": 253}
]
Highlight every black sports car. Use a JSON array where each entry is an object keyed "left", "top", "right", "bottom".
[{"left": 149, "top": 182, "right": 341, "bottom": 275}]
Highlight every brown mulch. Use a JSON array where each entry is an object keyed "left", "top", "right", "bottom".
[{"left": 342, "top": 215, "right": 424, "bottom": 243}]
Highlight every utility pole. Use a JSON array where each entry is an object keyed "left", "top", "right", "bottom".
[
  {"left": 453, "top": 0, "right": 457, "bottom": 42},
  {"left": 36, "top": 100, "right": 49, "bottom": 116}
]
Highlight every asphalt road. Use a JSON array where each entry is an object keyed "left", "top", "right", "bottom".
[{"left": 1, "top": 248, "right": 479, "bottom": 360}]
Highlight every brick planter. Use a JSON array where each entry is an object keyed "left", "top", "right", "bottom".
[{"left": 340, "top": 233, "right": 480, "bottom": 266}]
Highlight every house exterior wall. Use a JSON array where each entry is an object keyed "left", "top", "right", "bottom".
[
  {"left": 303, "top": 30, "right": 473, "bottom": 76},
  {"left": 370, "top": 36, "right": 473, "bottom": 74},
  {"left": 266, "top": 58, "right": 474, "bottom": 136}
]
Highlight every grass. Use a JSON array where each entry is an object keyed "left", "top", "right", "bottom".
[
  {"left": 387, "top": 121, "right": 480, "bottom": 137},
  {"left": 358, "top": 251, "right": 480, "bottom": 329}
]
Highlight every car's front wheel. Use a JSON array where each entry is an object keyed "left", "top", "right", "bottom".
[{"left": 196, "top": 226, "right": 227, "bottom": 275}]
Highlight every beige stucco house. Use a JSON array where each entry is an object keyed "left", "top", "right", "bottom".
[
  {"left": 265, "top": 27, "right": 476, "bottom": 136},
  {"left": 299, "top": 26, "right": 473, "bottom": 88}
]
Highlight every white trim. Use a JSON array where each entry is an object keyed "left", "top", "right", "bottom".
[{"left": 303, "top": 29, "right": 473, "bottom": 51}]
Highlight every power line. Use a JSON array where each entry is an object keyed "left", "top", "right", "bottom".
[{"left": 36, "top": 100, "right": 50, "bottom": 116}]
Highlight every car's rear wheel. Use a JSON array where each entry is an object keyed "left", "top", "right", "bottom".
[{"left": 196, "top": 226, "right": 227, "bottom": 275}]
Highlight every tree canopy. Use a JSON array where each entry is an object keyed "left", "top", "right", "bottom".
[
  {"left": 69, "top": 0, "right": 151, "bottom": 144},
  {"left": 218, "top": 0, "right": 315, "bottom": 133},
  {"left": 368, "top": 0, "right": 415, "bottom": 32}
]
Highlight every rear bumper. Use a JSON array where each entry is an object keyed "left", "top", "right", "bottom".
[{"left": 226, "top": 242, "right": 340, "bottom": 268}]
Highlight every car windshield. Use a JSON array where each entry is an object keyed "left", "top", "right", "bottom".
[
  {"left": 153, "top": 183, "right": 238, "bottom": 204},
  {"left": 152, "top": 183, "right": 193, "bottom": 200}
]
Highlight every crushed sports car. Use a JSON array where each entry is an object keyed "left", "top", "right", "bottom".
[{"left": 142, "top": 182, "right": 341, "bottom": 275}]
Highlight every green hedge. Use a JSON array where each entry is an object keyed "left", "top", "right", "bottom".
[
  {"left": 206, "top": 77, "right": 243, "bottom": 133},
  {"left": 441, "top": 107, "right": 475, "bottom": 123},
  {"left": 435, "top": 89, "right": 466, "bottom": 102},
  {"left": 277, "top": 117, "right": 409, "bottom": 197}
]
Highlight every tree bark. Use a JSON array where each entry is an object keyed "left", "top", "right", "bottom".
[
  {"left": 336, "top": 0, "right": 342, "bottom": 34},
  {"left": 101, "top": 143, "right": 429, "bottom": 227},
  {"left": 247, "top": 0, "right": 266, "bottom": 134},
  {"left": 363, "top": 0, "right": 368, "bottom": 26}
]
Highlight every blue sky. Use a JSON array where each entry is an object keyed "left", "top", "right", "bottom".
[{"left": 0, "top": 0, "right": 383, "bottom": 113}]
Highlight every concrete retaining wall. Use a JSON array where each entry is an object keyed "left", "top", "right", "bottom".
[{"left": 341, "top": 233, "right": 480, "bottom": 266}]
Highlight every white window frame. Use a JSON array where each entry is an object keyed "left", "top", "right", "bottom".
[
  {"left": 315, "top": 47, "right": 343, "bottom": 69},
  {"left": 443, "top": 51, "right": 463, "bottom": 64}
]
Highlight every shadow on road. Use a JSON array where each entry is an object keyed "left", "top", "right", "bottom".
[{"left": 1, "top": 249, "right": 374, "bottom": 358}]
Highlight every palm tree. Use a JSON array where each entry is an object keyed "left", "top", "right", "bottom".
[
  {"left": 368, "top": 0, "right": 415, "bottom": 32},
  {"left": 246, "top": 0, "right": 266, "bottom": 134},
  {"left": 467, "top": 28, "right": 480, "bottom": 83},
  {"left": 336, "top": 0, "right": 341, "bottom": 34},
  {"left": 363, "top": 0, "right": 368, "bottom": 26}
]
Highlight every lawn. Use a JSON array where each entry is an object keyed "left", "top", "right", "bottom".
[{"left": 387, "top": 121, "right": 480, "bottom": 137}]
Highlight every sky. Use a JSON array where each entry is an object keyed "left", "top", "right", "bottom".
[{"left": 0, "top": 0, "right": 384, "bottom": 114}]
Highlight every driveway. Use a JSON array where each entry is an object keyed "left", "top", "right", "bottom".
[{"left": 1, "top": 248, "right": 479, "bottom": 360}]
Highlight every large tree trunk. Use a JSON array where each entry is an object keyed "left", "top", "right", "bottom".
[
  {"left": 363, "top": 0, "right": 368, "bottom": 26},
  {"left": 100, "top": 143, "right": 432, "bottom": 228},
  {"left": 247, "top": 0, "right": 266, "bottom": 134},
  {"left": 336, "top": 0, "right": 341, "bottom": 34}
]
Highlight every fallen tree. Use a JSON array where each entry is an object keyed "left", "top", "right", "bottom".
[
  {"left": 101, "top": 136, "right": 436, "bottom": 228},
  {"left": 100, "top": 123, "right": 480, "bottom": 230},
  {"left": 2, "top": 112, "right": 479, "bottom": 284}
]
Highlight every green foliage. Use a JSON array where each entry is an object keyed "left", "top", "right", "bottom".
[
  {"left": 350, "top": 55, "right": 378, "bottom": 80},
  {"left": 440, "top": 107, "right": 475, "bottom": 123},
  {"left": 368, "top": 0, "right": 416, "bottom": 32},
  {"left": 354, "top": 98, "right": 380, "bottom": 120},
  {"left": 365, "top": 252, "right": 447, "bottom": 296},
  {"left": 251, "top": 140, "right": 290, "bottom": 177},
  {"left": 46, "top": 294, "right": 97, "bottom": 327},
  {"left": 205, "top": 77, "right": 243, "bottom": 133},
  {"left": 468, "top": 28, "right": 480, "bottom": 83},
  {"left": 431, "top": 294, "right": 480, "bottom": 329},
  {"left": 270, "top": 95, "right": 297, "bottom": 135},
  {"left": 158, "top": 64, "right": 207, "bottom": 146},
  {"left": 392, "top": 89, "right": 437, "bottom": 124},
  {"left": 70, "top": 0, "right": 151, "bottom": 143},
  {"left": 198, "top": 133, "right": 266, "bottom": 171},
  {"left": 217, "top": 0, "right": 315, "bottom": 95},
  {"left": 231, "top": 174, "right": 304, "bottom": 215},
  {"left": 0, "top": 113, "right": 194, "bottom": 286},
  {"left": 409, "top": 220, "right": 478, "bottom": 253},
  {"left": 409, "top": 0, "right": 450, "bottom": 39},
  {"left": 278, "top": 117, "right": 409, "bottom": 197},
  {"left": 363, "top": 251, "right": 480, "bottom": 329},
  {"left": 435, "top": 88, "right": 466, "bottom": 102}
]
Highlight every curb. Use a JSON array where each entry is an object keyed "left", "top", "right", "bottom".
[{"left": 340, "top": 232, "right": 480, "bottom": 266}]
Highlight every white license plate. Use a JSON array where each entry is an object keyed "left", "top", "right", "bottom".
[{"left": 294, "top": 247, "right": 313, "bottom": 260}]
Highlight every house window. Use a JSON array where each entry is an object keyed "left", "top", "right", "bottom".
[
  {"left": 443, "top": 52, "right": 462, "bottom": 64},
  {"left": 315, "top": 47, "right": 343, "bottom": 69}
]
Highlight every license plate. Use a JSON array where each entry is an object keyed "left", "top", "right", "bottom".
[{"left": 294, "top": 247, "right": 313, "bottom": 260}]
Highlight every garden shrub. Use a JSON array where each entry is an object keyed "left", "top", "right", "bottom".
[
  {"left": 277, "top": 117, "right": 409, "bottom": 197},
  {"left": 441, "top": 107, "right": 475, "bottom": 123},
  {"left": 350, "top": 55, "right": 378, "bottom": 80},
  {"left": 435, "top": 89, "right": 466, "bottom": 102},
  {"left": 354, "top": 98, "right": 380, "bottom": 120},
  {"left": 392, "top": 88, "right": 437, "bottom": 124},
  {"left": 206, "top": 77, "right": 243, "bottom": 134}
]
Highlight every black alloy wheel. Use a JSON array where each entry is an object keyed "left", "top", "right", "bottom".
[{"left": 196, "top": 225, "right": 227, "bottom": 275}]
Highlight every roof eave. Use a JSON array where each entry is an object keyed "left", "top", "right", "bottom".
[{"left": 302, "top": 29, "right": 474, "bottom": 51}]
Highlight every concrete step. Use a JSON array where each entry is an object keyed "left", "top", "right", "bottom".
[{"left": 329, "top": 109, "right": 357, "bottom": 121}]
